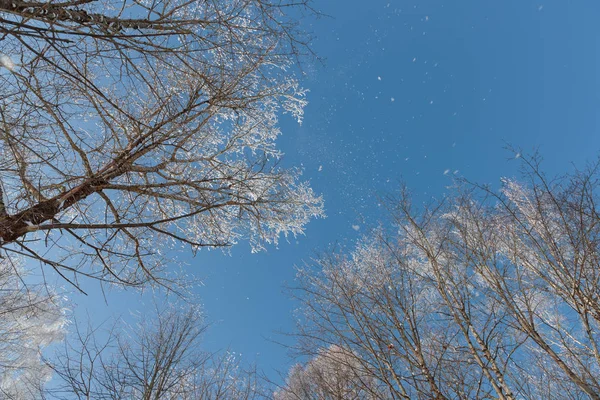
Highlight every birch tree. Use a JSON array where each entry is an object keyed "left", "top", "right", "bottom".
[
  {"left": 290, "top": 154, "right": 600, "bottom": 399},
  {"left": 0, "top": 0, "right": 323, "bottom": 292}
]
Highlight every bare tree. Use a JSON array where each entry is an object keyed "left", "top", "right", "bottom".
[
  {"left": 275, "top": 345, "right": 386, "bottom": 400},
  {"left": 290, "top": 154, "right": 600, "bottom": 399},
  {"left": 0, "top": 0, "right": 323, "bottom": 292},
  {"left": 46, "top": 304, "right": 260, "bottom": 399},
  {"left": 0, "top": 258, "right": 65, "bottom": 400}
]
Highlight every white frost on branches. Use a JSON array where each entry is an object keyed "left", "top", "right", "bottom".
[
  {"left": 0, "top": 260, "right": 66, "bottom": 399},
  {"left": 275, "top": 345, "right": 384, "bottom": 400}
]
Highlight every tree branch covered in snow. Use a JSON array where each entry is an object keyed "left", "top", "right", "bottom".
[
  {"left": 0, "top": 0, "right": 323, "bottom": 292},
  {"left": 0, "top": 258, "right": 65, "bottom": 399},
  {"left": 275, "top": 345, "right": 387, "bottom": 400},
  {"left": 289, "top": 154, "right": 600, "bottom": 399}
]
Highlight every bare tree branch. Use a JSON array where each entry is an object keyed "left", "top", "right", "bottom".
[{"left": 0, "top": 0, "right": 323, "bottom": 290}]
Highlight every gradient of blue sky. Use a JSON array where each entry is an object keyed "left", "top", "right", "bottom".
[{"left": 70, "top": 0, "right": 600, "bottom": 385}]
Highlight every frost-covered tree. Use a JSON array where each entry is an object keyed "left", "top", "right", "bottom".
[
  {"left": 275, "top": 345, "right": 386, "bottom": 400},
  {"left": 46, "top": 304, "right": 260, "bottom": 399},
  {"left": 0, "top": 0, "right": 323, "bottom": 291},
  {"left": 0, "top": 258, "right": 65, "bottom": 399},
  {"left": 291, "top": 154, "right": 600, "bottom": 400}
]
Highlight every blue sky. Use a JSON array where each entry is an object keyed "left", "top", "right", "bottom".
[{"left": 70, "top": 0, "right": 600, "bottom": 386}]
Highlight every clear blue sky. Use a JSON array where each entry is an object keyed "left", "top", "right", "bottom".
[{"left": 70, "top": 0, "right": 600, "bottom": 386}]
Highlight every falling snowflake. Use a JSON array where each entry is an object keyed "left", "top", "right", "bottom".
[{"left": 0, "top": 55, "right": 15, "bottom": 71}]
